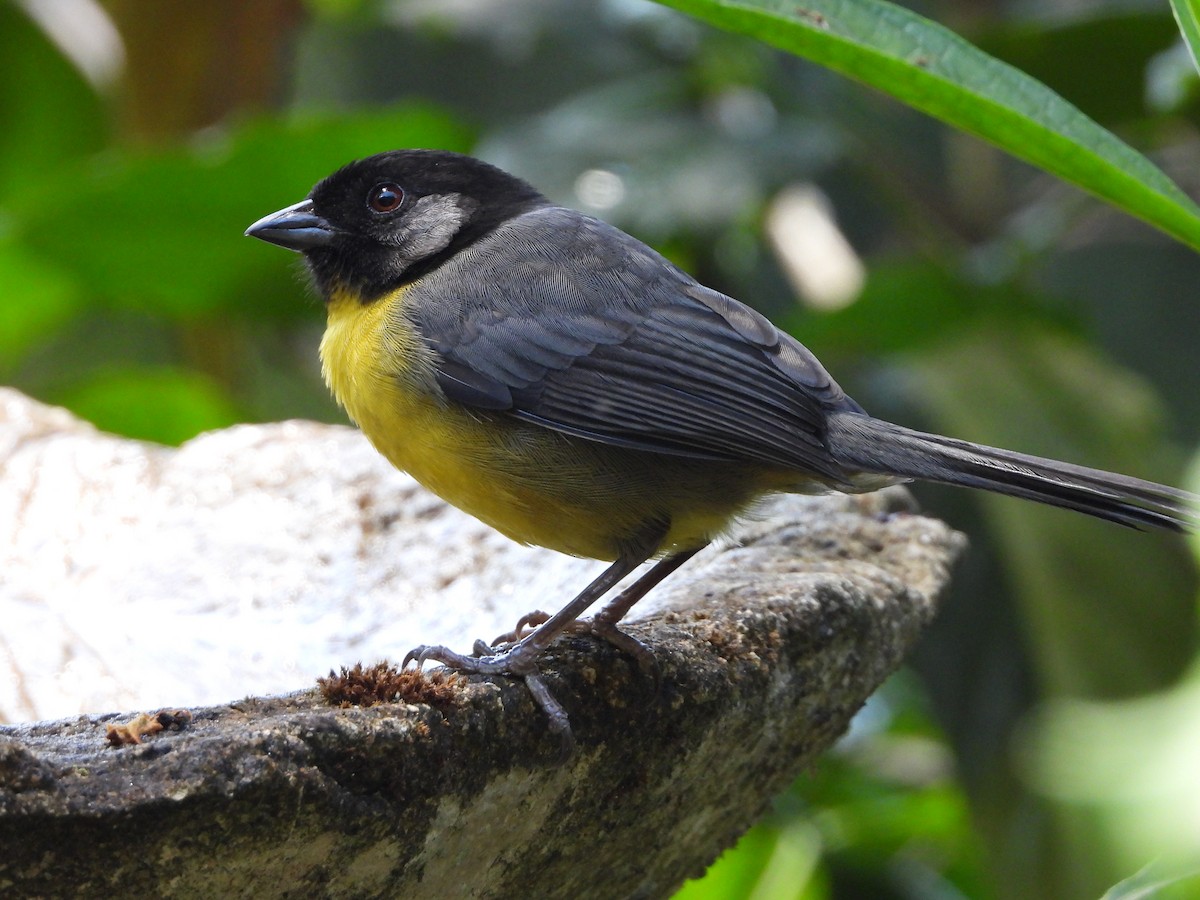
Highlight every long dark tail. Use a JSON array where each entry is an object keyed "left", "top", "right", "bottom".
[{"left": 826, "top": 412, "right": 1197, "bottom": 532}]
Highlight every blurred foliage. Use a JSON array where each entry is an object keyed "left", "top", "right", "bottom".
[
  {"left": 678, "top": 674, "right": 990, "bottom": 900},
  {"left": 3, "top": 0, "right": 1200, "bottom": 897},
  {"left": 659, "top": 0, "right": 1200, "bottom": 250}
]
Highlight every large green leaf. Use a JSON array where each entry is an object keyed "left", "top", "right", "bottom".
[
  {"left": 977, "top": 10, "right": 1179, "bottom": 126},
  {"left": 1169, "top": 0, "right": 1200, "bottom": 76},
  {"left": 654, "top": 0, "right": 1200, "bottom": 252}
]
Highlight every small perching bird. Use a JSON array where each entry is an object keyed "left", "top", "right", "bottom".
[{"left": 247, "top": 149, "right": 1197, "bottom": 747}]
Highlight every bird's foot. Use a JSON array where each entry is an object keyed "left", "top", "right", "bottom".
[
  {"left": 404, "top": 614, "right": 658, "bottom": 759},
  {"left": 492, "top": 612, "right": 658, "bottom": 685},
  {"left": 403, "top": 638, "right": 575, "bottom": 759}
]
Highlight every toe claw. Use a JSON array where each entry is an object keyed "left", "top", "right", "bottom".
[
  {"left": 403, "top": 644, "right": 477, "bottom": 672},
  {"left": 523, "top": 670, "right": 575, "bottom": 762},
  {"left": 403, "top": 637, "right": 579, "bottom": 760},
  {"left": 491, "top": 610, "right": 553, "bottom": 646},
  {"left": 401, "top": 647, "right": 423, "bottom": 669}
]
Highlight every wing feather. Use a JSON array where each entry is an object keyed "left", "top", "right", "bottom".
[{"left": 412, "top": 207, "right": 859, "bottom": 481}]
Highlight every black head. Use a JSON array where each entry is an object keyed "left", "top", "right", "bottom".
[{"left": 245, "top": 149, "right": 549, "bottom": 301}]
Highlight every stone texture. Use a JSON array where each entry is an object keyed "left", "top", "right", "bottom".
[
  {"left": 0, "top": 388, "right": 964, "bottom": 897},
  {"left": 1, "top": 388, "right": 628, "bottom": 720}
]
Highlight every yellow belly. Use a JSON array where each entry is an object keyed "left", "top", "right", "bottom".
[{"left": 319, "top": 286, "right": 765, "bottom": 560}]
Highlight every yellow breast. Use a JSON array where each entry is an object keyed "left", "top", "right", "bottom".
[
  {"left": 320, "top": 286, "right": 495, "bottom": 511},
  {"left": 318, "top": 287, "right": 639, "bottom": 559},
  {"left": 319, "top": 286, "right": 435, "bottom": 445}
]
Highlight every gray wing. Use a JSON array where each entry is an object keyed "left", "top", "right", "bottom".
[{"left": 411, "top": 207, "right": 862, "bottom": 482}]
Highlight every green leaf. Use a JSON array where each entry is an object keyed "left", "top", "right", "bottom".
[
  {"left": 56, "top": 366, "right": 242, "bottom": 445},
  {"left": 674, "top": 820, "right": 824, "bottom": 899},
  {"left": 654, "top": 0, "right": 1200, "bottom": 252},
  {"left": 1103, "top": 858, "right": 1200, "bottom": 900},
  {"left": 0, "top": 4, "right": 107, "bottom": 199},
  {"left": 1170, "top": 0, "right": 1200, "bottom": 76},
  {"left": 978, "top": 10, "right": 1179, "bottom": 125},
  {"left": 0, "top": 237, "right": 82, "bottom": 368}
]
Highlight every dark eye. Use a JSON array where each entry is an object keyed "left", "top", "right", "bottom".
[{"left": 366, "top": 182, "right": 404, "bottom": 213}]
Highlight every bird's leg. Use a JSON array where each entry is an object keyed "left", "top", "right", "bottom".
[
  {"left": 404, "top": 551, "right": 649, "bottom": 756},
  {"left": 591, "top": 547, "right": 700, "bottom": 629},
  {"left": 583, "top": 547, "right": 701, "bottom": 681},
  {"left": 404, "top": 525, "right": 696, "bottom": 750},
  {"left": 490, "top": 548, "right": 701, "bottom": 649},
  {"left": 404, "top": 551, "right": 647, "bottom": 676}
]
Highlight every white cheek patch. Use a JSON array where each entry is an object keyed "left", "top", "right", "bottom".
[{"left": 393, "top": 193, "right": 478, "bottom": 258}]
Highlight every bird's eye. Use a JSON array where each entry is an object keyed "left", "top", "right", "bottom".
[{"left": 366, "top": 182, "right": 405, "bottom": 213}]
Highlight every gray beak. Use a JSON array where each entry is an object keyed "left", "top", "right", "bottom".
[{"left": 245, "top": 199, "right": 337, "bottom": 251}]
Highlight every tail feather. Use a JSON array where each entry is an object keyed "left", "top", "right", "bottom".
[{"left": 825, "top": 413, "right": 1197, "bottom": 533}]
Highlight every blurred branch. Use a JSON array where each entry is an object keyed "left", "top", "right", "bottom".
[{"left": 103, "top": 0, "right": 305, "bottom": 141}]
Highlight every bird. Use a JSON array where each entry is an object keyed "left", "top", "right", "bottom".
[{"left": 246, "top": 148, "right": 1196, "bottom": 747}]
